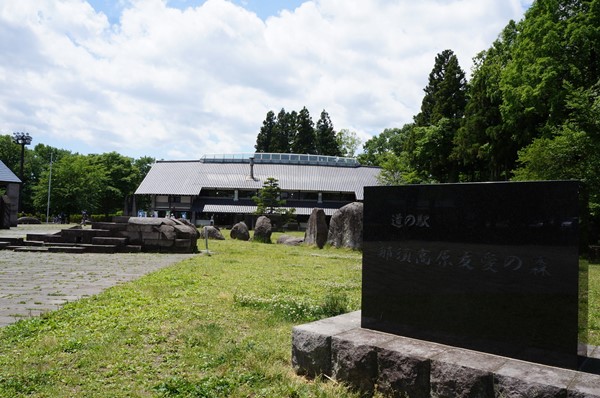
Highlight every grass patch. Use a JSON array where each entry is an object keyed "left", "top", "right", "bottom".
[
  {"left": 0, "top": 233, "right": 363, "bottom": 397},
  {"left": 0, "top": 234, "right": 598, "bottom": 397}
]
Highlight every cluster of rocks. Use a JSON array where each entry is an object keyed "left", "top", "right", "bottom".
[
  {"left": 197, "top": 202, "right": 364, "bottom": 249},
  {"left": 0, "top": 217, "right": 200, "bottom": 254},
  {"left": 122, "top": 217, "right": 200, "bottom": 253},
  {"left": 303, "top": 202, "right": 363, "bottom": 249}
]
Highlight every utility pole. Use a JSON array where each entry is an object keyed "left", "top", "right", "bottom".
[
  {"left": 12, "top": 132, "right": 33, "bottom": 214},
  {"left": 46, "top": 152, "right": 53, "bottom": 223}
]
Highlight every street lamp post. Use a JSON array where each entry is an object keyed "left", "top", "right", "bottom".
[{"left": 12, "top": 132, "right": 33, "bottom": 214}]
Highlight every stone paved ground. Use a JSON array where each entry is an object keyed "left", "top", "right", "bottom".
[{"left": 0, "top": 224, "right": 195, "bottom": 327}]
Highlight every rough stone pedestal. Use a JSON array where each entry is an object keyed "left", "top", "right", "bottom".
[{"left": 292, "top": 311, "right": 600, "bottom": 397}]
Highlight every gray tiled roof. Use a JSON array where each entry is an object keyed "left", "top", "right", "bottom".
[
  {"left": 0, "top": 161, "right": 20, "bottom": 183},
  {"left": 135, "top": 160, "right": 381, "bottom": 200}
]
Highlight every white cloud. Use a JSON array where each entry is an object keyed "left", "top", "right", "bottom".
[{"left": 0, "top": 0, "right": 532, "bottom": 159}]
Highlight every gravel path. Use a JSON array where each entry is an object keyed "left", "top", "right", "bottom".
[{"left": 0, "top": 224, "right": 195, "bottom": 327}]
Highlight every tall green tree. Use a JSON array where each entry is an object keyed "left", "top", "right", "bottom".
[
  {"left": 454, "top": 21, "right": 519, "bottom": 181},
  {"left": 500, "top": 0, "right": 600, "bottom": 145},
  {"left": 291, "top": 107, "right": 316, "bottom": 154},
  {"left": 271, "top": 109, "right": 297, "bottom": 153},
  {"left": 514, "top": 82, "right": 600, "bottom": 215},
  {"left": 336, "top": 129, "right": 362, "bottom": 158},
  {"left": 90, "top": 152, "right": 139, "bottom": 217},
  {"left": 23, "top": 144, "right": 72, "bottom": 214},
  {"left": 315, "top": 110, "right": 342, "bottom": 156},
  {"left": 255, "top": 110, "right": 276, "bottom": 152},
  {"left": 376, "top": 151, "right": 422, "bottom": 185},
  {"left": 0, "top": 135, "right": 21, "bottom": 174},
  {"left": 33, "top": 154, "right": 107, "bottom": 219},
  {"left": 411, "top": 49, "right": 467, "bottom": 182},
  {"left": 132, "top": 156, "right": 156, "bottom": 212},
  {"left": 414, "top": 49, "right": 467, "bottom": 127},
  {"left": 406, "top": 119, "right": 459, "bottom": 183},
  {"left": 357, "top": 127, "right": 406, "bottom": 166}
]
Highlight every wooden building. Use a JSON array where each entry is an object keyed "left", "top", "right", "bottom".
[{"left": 134, "top": 153, "right": 380, "bottom": 227}]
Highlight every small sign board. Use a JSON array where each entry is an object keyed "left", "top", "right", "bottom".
[{"left": 362, "top": 181, "right": 587, "bottom": 369}]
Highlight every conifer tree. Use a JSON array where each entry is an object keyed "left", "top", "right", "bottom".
[
  {"left": 414, "top": 49, "right": 467, "bottom": 127},
  {"left": 291, "top": 107, "right": 316, "bottom": 154},
  {"left": 315, "top": 110, "right": 342, "bottom": 156},
  {"left": 271, "top": 108, "right": 297, "bottom": 153},
  {"left": 255, "top": 110, "right": 276, "bottom": 152}
]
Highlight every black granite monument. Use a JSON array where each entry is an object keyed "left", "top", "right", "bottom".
[{"left": 362, "top": 181, "right": 588, "bottom": 369}]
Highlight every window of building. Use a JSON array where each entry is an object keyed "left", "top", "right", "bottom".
[
  {"left": 202, "top": 189, "right": 235, "bottom": 198},
  {"left": 237, "top": 190, "right": 256, "bottom": 199},
  {"left": 321, "top": 192, "right": 356, "bottom": 202}
]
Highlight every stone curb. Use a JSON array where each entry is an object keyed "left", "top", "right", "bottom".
[{"left": 292, "top": 311, "right": 600, "bottom": 397}]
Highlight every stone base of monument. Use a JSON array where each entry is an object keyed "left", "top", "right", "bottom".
[{"left": 292, "top": 311, "right": 600, "bottom": 398}]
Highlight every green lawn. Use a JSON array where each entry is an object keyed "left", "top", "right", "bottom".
[{"left": 0, "top": 234, "right": 598, "bottom": 397}]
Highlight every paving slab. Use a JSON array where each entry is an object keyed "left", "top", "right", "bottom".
[{"left": 0, "top": 224, "right": 195, "bottom": 327}]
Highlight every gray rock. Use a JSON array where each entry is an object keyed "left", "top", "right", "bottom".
[
  {"left": 128, "top": 217, "right": 176, "bottom": 227},
  {"left": 277, "top": 234, "right": 304, "bottom": 246},
  {"left": 292, "top": 327, "right": 333, "bottom": 378},
  {"left": 377, "top": 349, "right": 431, "bottom": 398},
  {"left": 173, "top": 218, "right": 200, "bottom": 242},
  {"left": 304, "top": 208, "right": 328, "bottom": 249},
  {"left": 331, "top": 329, "right": 383, "bottom": 395},
  {"left": 173, "top": 224, "right": 198, "bottom": 239},
  {"left": 158, "top": 224, "right": 177, "bottom": 240},
  {"left": 292, "top": 312, "right": 362, "bottom": 378},
  {"left": 230, "top": 222, "right": 250, "bottom": 241},
  {"left": 327, "top": 202, "right": 363, "bottom": 249},
  {"left": 494, "top": 375, "right": 567, "bottom": 398},
  {"left": 200, "top": 225, "right": 225, "bottom": 240},
  {"left": 253, "top": 216, "right": 272, "bottom": 243},
  {"left": 430, "top": 361, "right": 494, "bottom": 398}
]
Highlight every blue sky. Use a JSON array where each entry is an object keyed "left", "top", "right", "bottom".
[
  {"left": 88, "top": 0, "right": 307, "bottom": 23},
  {"left": 0, "top": 0, "right": 534, "bottom": 160}
]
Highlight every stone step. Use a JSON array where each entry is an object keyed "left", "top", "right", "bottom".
[
  {"left": 42, "top": 242, "right": 81, "bottom": 247},
  {"left": 11, "top": 246, "right": 49, "bottom": 252},
  {"left": 26, "top": 233, "right": 58, "bottom": 241},
  {"left": 117, "top": 245, "right": 142, "bottom": 253},
  {"left": 47, "top": 246, "right": 86, "bottom": 253},
  {"left": 60, "top": 228, "right": 112, "bottom": 244},
  {"left": 78, "top": 244, "right": 118, "bottom": 254},
  {"left": 91, "top": 237, "right": 128, "bottom": 246},
  {"left": 90, "top": 222, "right": 128, "bottom": 232},
  {"left": 18, "top": 240, "right": 45, "bottom": 247},
  {"left": 44, "top": 235, "right": 66, "bottom": 243},
  {"left": 0, "top": 241, "right": 10, "bottom": 250},
  {"left": 0, "top": 237, "right": 24, "bottom": 245}
]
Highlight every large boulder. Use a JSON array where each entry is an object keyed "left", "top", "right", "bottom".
[
  {"left": 126, "top": 217, "right": 199, "bottom": 253},
  {"left": 327, "top": 202, "right": 363, "bottom": 250},
  {"left": 230, "top": 222, "right": 250, "bottom": 241},
  {"left": 304, "top": 208, "right": 328, "bottom": 249},
  {"left": 200, "top": 225, "right": 225, "bottom": 240},
  {"left": 173, "top": 218, "right": 200, "bottom": 240},
  {"left": 253, "top": 216, "right": 272, "bottom": 243},
  {"left": 277, "top": 234, "right": 304, "bottom": 246}
]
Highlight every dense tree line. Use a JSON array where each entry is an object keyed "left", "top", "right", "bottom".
[
  {"left": 255, "top": 107, "right": 361, "bottom": 157},
  {"left": 0, "top": 135, "right": 154, "bottom": 220},
  {"left": 359, "top": 0, "right": 600, "bottom": 216}
]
